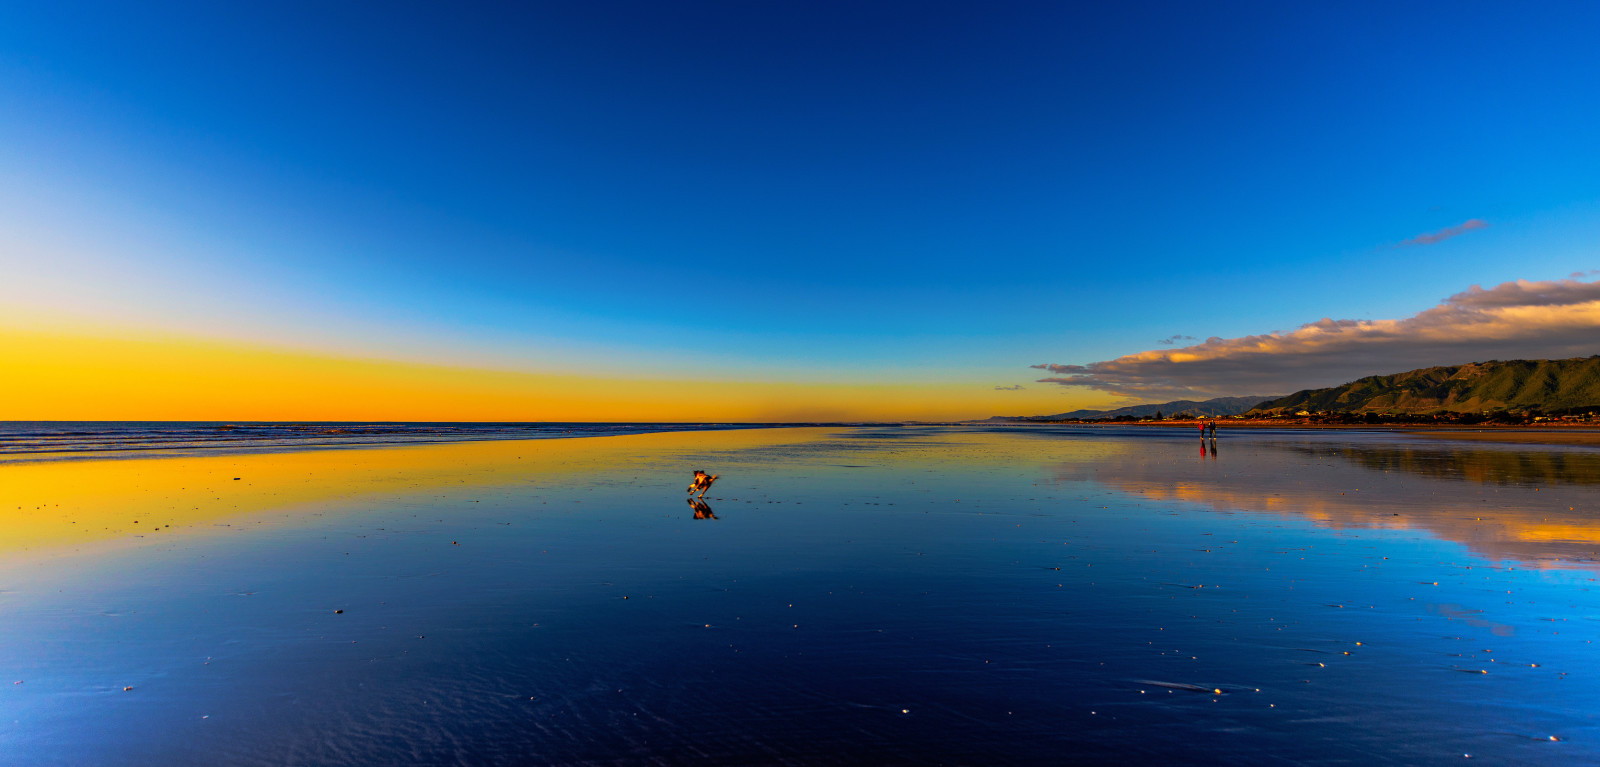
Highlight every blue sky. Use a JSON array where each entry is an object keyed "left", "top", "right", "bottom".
[{"left": 2, "top": 2, "right": 1598, "bottom": 414}]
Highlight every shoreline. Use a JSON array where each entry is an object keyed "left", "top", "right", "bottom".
[
  {"left": 0, "top": 421, "right": 804, "bottom": 465},
  {"left": 981, "top": 419, "right": 1600, "bottom": 446}
]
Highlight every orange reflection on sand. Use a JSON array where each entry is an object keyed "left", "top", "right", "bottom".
[
  {"left": 0, "top": 427, "right": 835, "bottom": 559},
  {"left": 1116, "top": 479, "right": 1600, "bottom": 567},
  {"left": 1075, "top": 443, "right": 1600, "bottom": 569}
]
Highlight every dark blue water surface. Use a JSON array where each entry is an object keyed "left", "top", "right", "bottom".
[{"left": 1, "top": 425, "right": 1597, "bottom": 765}]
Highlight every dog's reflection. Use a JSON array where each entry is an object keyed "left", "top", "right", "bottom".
[{"left": 687, "top": 497, "right": 718, "bottom": 520}]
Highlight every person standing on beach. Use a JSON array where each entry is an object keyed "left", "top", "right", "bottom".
[{"left": 1199, "top": 421, "right": 1206, "bottom": 439}]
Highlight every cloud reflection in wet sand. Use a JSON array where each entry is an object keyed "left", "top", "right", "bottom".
[{"left": 1061, "top": 434, "right": 1600, "bottom": 569}]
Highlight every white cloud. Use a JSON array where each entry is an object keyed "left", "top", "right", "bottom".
[
  {"left": 1396, "top": 219, "right": 1488, "bottom": 247},
  {"left": 1033, "top": 277, "right": 1600, "bottom": 398}
]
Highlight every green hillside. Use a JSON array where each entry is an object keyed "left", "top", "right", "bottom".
[{"left": 1251, "top": 356, "right": 1600, "bottom": 415}]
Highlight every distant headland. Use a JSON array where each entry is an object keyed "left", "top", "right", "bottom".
[{"left": 988, "top": 356, "right": 1600, "bottom": 427}]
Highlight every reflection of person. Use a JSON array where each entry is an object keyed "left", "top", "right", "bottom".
[
  {"left": 688, "top": 497, "right": 717, "bottom": 519},
  {"left": 687, "top": 470, "right": 719, "bottom": 497}
]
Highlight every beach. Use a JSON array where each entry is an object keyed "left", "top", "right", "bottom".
[
  {"left": 1402, "top": 429, "right": 1600, "bottom": 447},
  {"left": 998, "top": 420, "right": 1600, "bottom": 447},
  {"left": 2, "top": 425, "right": 1596, "bottom": 764}
]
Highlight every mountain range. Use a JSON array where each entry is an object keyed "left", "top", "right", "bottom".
[
  {"left": 988, "top": 395, "right": 1280, "bottom": 422},
  {"left": 988, "top": 355, "right": 1600, "bottom": 422},
  {"left": 1250, "top": 356, "right": 1600, "bottom": 415}
]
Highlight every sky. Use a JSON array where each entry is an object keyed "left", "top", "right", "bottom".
[{"left": 2, "top": 1, "right": 1598, "bottom": 421}]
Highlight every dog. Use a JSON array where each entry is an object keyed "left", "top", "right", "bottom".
[{"left": 687, "top": 469, "right": 719, "bottom": 497}]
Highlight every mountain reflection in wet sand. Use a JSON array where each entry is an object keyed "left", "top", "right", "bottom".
[{"left": 1, "top": 426, "right": 1596, "bottom": 765}]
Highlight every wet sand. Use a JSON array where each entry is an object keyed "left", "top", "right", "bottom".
[
  {"left": 1, "top": 426, "right": 1596, "bottom": 765},
  {"left": 0, "top": 427, "right": 813, "bottom": 559},
  {"left": 1402, "top": 429, "right": 1600, "bottom": 447},
  {"left": 1002, "top": 420, "right": 1600, "bottom": 447}
]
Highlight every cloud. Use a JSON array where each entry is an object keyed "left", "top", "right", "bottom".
[
  {"left": 1396, "top": 219, "right": 1488, "bottom": 247},
  {"left": 1033, "top": 277, "right": 1600, "bottom": 399},
  {"left": 1156, "top": 334, "right": 1197, "bottom": 345},
  {"left": 1571, "top": 269, "right": 1600, "bottom": 279},
  {"left": 993, "top": 384, "right": 1026, "bottom": 391}
]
